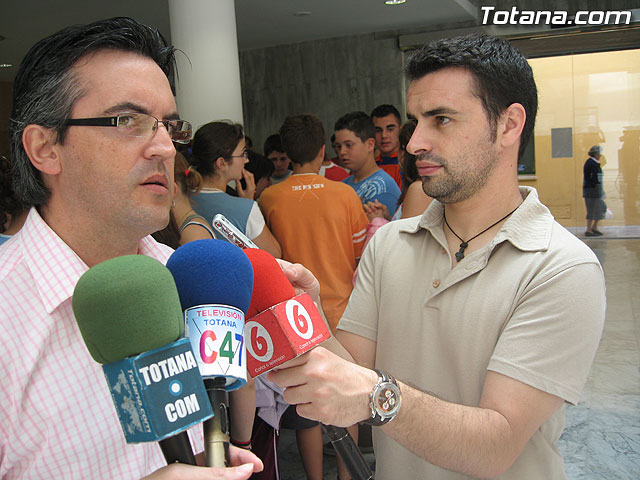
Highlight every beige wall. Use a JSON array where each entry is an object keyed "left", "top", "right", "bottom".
[{"left": 520, "top": 49, "right": 640, "bottom": 227}]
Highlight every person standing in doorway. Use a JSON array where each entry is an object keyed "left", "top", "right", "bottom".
[{"left": 583, "top": 144, "right": 606, "bottom": 236}]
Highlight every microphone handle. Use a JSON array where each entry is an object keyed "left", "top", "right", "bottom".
[
  {"left": 322, "top": 424, "right": 374, "bottom": 480},
  {"left": 159, "top": 432, "right": 197, "bottom": 465},
  {"left": 204, "top": 378, "right": 231, "bottom": 467}
]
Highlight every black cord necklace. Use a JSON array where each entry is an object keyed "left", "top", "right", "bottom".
[{"left": 444, "top": 205, "right": 520, "bottom": 262}]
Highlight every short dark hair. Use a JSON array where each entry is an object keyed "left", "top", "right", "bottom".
[
  {"left": 263, "top": 134, "right": 284, "bottom": 157},
  {"left": 334, "top": 112, "right": 376, "bottom": 143},
  {"left": 279, "top": 114, "right": 325, "bottom": 166},
  {"left": 405, "top": 33, "right": 537, "bottom": 161},
  {"left": 370, "top": 104, "right": 401, "bottom": 124},
  {"left": 245, "top": 151, "right": 274, "bottom": 182},
  {"left": 10, "top": 17, "right": 176, "bottom": 207},
  {"left": 190, "top": 121, "right": 244, "bottom": 177}
]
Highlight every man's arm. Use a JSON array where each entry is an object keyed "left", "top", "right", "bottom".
[
  {"left": 334, "top": 330, "right": 376, "bottom": 369},
  {"left": 269, "top": 347, "right": 563, "bottom": 478},
  {"left": 270, "top": 253, "right": 569, "bottom": 476},
  {"left": 272, "top": 213, "right": 604, "bottom": 477},
  {"left": 270, "top": 257, "right": 604, "bottom": 477},
  {"left": 383, "top": 371, "right": 563, "bottom": 478}
]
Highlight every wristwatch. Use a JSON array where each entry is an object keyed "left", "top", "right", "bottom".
[{"left": 364, "top": 369, "right": 402, "bottom": 426}]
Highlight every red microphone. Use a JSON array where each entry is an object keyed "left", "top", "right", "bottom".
[
  {"left": 243, "top": 248, "right": 331, "bottom": 378},
  {"left": 242, "top": 249, "right": 373, "bottom": 480}
]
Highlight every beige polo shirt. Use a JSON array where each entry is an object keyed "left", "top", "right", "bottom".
[{"left": 339, "top": 186, "right": 606, "bottom": 480}]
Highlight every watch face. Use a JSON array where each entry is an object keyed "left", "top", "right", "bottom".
[{"left": 376, "top": 384, "right": 400, "bottom": 416}]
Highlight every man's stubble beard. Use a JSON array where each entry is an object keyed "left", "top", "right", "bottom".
[{"left": 419, "top": 144, "right": 499, "bottom": 205}]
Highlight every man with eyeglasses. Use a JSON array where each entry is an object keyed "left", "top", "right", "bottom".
[{"left": 1, "top": 17, "right": 262, "bottom": 480}]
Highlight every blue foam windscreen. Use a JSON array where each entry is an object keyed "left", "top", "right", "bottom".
[{"left": 166, "top": 239, "right": 254, "bottom": 314}]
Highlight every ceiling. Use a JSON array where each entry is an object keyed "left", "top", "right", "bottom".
[
  {"left": 235, "top": 0, "right": 477, "bottom": 49},
  {"left": 0, "top": 0, "right": 478, "bottom": 82}
]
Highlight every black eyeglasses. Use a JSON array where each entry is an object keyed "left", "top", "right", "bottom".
[{"left": 63, "top": 113, "right": 193, "bottom": 144}]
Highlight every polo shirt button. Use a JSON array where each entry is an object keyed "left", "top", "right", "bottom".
[
  {"left": 441, "top": 247, "right": 446, "bottom": 254},
  {"left": 433, "top": 279, "right": 440, "bottom": 288}
]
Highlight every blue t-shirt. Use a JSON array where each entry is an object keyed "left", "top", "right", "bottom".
[
  {"left": 191, "top": 191, "right": 265, "bottom": 240},
  {"left": 0, "top": 234, "right": 10, "bottom": 247},
  {"left": 343, "top": 169, "right": 401, "bottom": 217}
]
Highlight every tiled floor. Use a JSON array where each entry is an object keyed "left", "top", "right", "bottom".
[
  {"left": 557, "top": 237, "right": 640, "bottom": 479},
  {"left": 277, "top": 237, "right": 640, "bottom": 479}
]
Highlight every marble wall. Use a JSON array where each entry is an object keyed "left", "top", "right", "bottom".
[{"left": 239, "top": 33, "right": 405, "bottom": 154}]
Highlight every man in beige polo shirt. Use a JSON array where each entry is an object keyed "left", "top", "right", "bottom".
[{"left": 269, "top": 33, "right": 606, "bottom": 479}]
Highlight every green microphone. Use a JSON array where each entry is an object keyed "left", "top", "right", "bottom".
[
  {"left": 72, "top": 254, "right": 213, "bottom": 465},
  {"left": 73, "top": 254, "right": 184, "bottom": 363}
]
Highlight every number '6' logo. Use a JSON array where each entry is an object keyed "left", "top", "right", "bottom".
[
  {"left": 245, "top": 322, "right": 274, "bottom": 362},
  {"left": 285, "top": 299, "right": 313, "bottom": 340}
]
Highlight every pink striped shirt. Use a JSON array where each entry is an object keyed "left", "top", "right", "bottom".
[{"left": 0, "top": 208, "right": 202, "bottom": 479}]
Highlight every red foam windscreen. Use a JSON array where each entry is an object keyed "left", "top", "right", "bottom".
[{"left": 244, "top": 249, "right": 296, "bottom": 317}]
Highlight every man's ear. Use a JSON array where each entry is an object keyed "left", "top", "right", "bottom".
[
  {"left": 499, "top": 103, "right": 526, "bottom": 150},
  {"left": 22, "top": 125, "right": 61, "bottom": 175}
]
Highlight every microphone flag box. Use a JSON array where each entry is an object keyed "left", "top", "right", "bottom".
[
  {"left": 102, "top": 337, "right": 214, "bottom": 443},
  {"left": 244, "top": 293, "right": 331, "bottom": 377}
]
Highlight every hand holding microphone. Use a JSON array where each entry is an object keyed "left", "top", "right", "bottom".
[
  {"left": 243, "top": 249, "right": 374, "bottom": 480},
  {"left": 212, "top": 215, "right": 373, "bottom": 479},
  {"left": 277, "top": 258, "right": 322, "bottom": 300},
  {"left": 140, "top": 446, "right": 262, "bottom": 480}
]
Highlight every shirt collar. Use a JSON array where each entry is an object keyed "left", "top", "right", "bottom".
[
  {"left": 399, "top": 186, "right": 553, "bottom": 253},
  {"left": 21, "top": 208, "right": 173, "bottom": 314}
]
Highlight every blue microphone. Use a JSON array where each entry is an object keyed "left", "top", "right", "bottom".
[{"left": 166, "top": 239, "right": 254, "bottom": 467}]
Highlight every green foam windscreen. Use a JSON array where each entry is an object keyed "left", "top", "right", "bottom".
[{"left": 72, "top": 255, "right": 184, "bottom": 364}]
